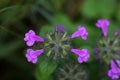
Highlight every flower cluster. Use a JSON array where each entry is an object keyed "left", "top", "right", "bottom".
[
  {"left": 95, "top": 19, "right": 120, "bottom": 79},
  {"left": 24, "top": 30, "right": 44, "bottom": 63},
  {"left": 24, "top": 25, "right": 90, "bottom": 64}
]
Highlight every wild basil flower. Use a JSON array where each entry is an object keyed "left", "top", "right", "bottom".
[
  {"left": 71, "top": 26, "right": 88, "bottom": 40},
  {"left": 94, "top": 19, "right": 120, "bottom": 79},
  {"left": 24, "top": 30, "right": 44, "bottom": 46},
  {"left": 108, "top": 60, "right": 120, "bottom": 79},
  {"left": 96, "top": 19, "right": 109, "bottom": 37},
  {"left": 24, "top": 25, "right": 90, "bottom": 63},
  {"left": 71, "top": 48, "right": 90, "bottom": 63},
  {"left": 95, "top": 24, "right": 120, "bottom": 63},
  {"left": 25, "top": 49, "right": 44, "bottom": 64}
]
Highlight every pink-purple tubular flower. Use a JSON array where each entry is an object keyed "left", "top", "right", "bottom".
[
  {"left": 108, "top": 59, "right": 120, "bottom": 79},
  {"left": 71, "top": 26, "right": 88, "bottom": 40},
  {"left": 24, "top": 30, "right": 44, "bottom": 46},
  {"left": 71, "top": 48, "right": 90, "bottom": 63},
  {"left": 96, "top": 19, "right": 110, "bottom": 37},
  {"left": 25, "top": 49, "right": 44, "bottom": 64}
]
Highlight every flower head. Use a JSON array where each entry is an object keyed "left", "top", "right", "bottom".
[
  {"left": 96, "top": 19, "right": 110, "bottom": 37},
  {"left": 24, "top": 25, "right": 90, "bottom": 63},
  {"left": 108, "top": 60, "right": 120, "bottom": 79},
  {"left": 24, "top": 30, "right": 44, "bottom": 46},
  {"left": 71, "top": 48, "right": 90, "bottom": 63},
  {"left": 71, "top": 26, "right": 88, "bottom": 40},
  {"left": 25, "top": 49, "right": 44, "bottom": 63}
]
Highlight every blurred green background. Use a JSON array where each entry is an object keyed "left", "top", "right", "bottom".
[{"left": 0, "top": 0, "right": 120, "bottom": 80}]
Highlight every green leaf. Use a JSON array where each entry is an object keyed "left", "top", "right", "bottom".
[
  {"left": 81, "top": 0, "right": 116, "bottom": 18},
  {"left": 116, "top": 2, "right": 120, "bottom": 21},
  {"left": 36, "top": 56, "right": 57, "bottom": 80}
]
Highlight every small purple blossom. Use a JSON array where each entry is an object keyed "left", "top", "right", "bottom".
[
  {"left": 108, "top": 59, "right": 120, "bottom": 79},
  {"left": 24, "top": 30, "right": 44, "bottom": 46},
  {"left": 25, "top": 49, "right": 44, "bottom": 64},
  {"left": 54, "top": 24, "right": 65, "bottom": 33},
  {"left": 114, "top": 29, "right": 120, "bottom": 36},
  {"left": 96, "top": 19, "right": 110, "bottom": 37},
  {"left": 71, "top": 48, "right": 90, "bottom": 63},
  {"left": 71, "top": 26, "right": 88, "bottom": 40}
]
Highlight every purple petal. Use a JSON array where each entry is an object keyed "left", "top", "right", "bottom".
[
  {"left": 32, "top": 35, "right": 44, "bottom": 42},
  {"left": 78, "top": 57, "right": 83, "bottom": 63},
  {"left": 71, "top": 26, "right": 88, "bottom": 40},
  {"left": 96, "top": 19, "right": 110, "bottom": 37},
  {"left": 26, "top": 40, "right": 35, "bottom": 46},
  {"left": 24, "top": 33, "right": 29, "bottom": 41},
  {"left": 81, "top": 32, "right": 88, "bottom": 40},
  {"left": 32, "top": 58, "right": 37, "bottom": 64},
  {"left": 71, "top": 49, "right": 82, "bottom": 55},
  {"left": 78, "top": 26, "right": 86, "bottom": 33},
  {"left": 24, "top": 30, "right": 44, "bottom": 46},
  {"left": 101, "top": 26, "right": 108, "bottom": 37},
  {"left": 29, "top": 30, "right": 35, "bottom": 35},
  {"left": 25, "top": 53, "right": 31, "bottom": 62},
  {"left": 71, "top": 31, "right": 81, "bottom": 38},
  {"left": 111, "top": 60, "right": 117, "bottom": 70},
  {"left": 108, "top": 59, "right": 120, "bottom": 79},
  {"left": 25, "top": 49, "right": 44, "bottom": 64},
  {"left": 112, "top": 75, "right": 119, "bottom": 79},
  {"left": 71, "top": 48, "right": 90, "bottom": 63},
  {"left": 116, "top": 60, "right": 120, "bottom": 67},
  {"left": 78, "top": 49, "right": 89, "bottom": 57},
  {"left": 32, "top": 49, "right": 44, "bottom": 57}
]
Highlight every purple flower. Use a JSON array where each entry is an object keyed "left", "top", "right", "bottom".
[
  {"left": 71, "top": 26, "right": 88, "bottom": 40},
  {"left": 71, "top": 48, "right": 90, "bottom": 63},
  {"left": 54, "top": 24, "right": 65, "bottom": 33},
  {"left": 116, "top": 60, "right": 120, "bottom": 67},
  {"left": 96, "top": 19, "right": 110, "bottom": 37},
  {"left": 114, "top": 29, "right": 120, "bottom": 36},
  {"left": 24, "top": 30, "right": 44, "bottom": 46},
  {"left": 108, "top": 59, "right": 120, "bottom": 79},
  {"left": 25, "top": 49, "right": 44, "bottom": 63}
]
